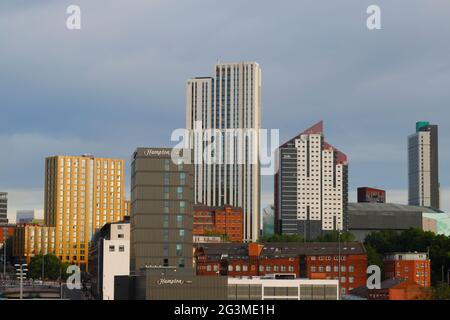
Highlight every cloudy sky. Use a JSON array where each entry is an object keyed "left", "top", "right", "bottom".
[{"left": 1, "top": 0, "right": 449, "bottom": 222}]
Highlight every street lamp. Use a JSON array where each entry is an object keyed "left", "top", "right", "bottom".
[
  {"left": 15, "top": 263, "right": 28, "bottom": 299},
  {"left": 2, "top": 227, "right": 7, "bottom": 279}
]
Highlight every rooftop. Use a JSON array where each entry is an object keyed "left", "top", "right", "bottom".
[{"left": 348, "top": 202, "right": 442, "bottom": 213}]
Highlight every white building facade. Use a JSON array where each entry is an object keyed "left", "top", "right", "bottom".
[
  {"left": 89, "top": 221, "right": 130, "bottom": 300},
  {"left": 186, "top": 62, "right": 261, "bottom": 242},
  {"left": 275, "top": 122, "right": 348, "bottom": 239}
]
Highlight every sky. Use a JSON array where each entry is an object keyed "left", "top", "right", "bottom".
[{"left": 1, "top": 0, "right": 449, "bottom": 222}]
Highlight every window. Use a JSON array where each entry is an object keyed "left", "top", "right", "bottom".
[
  {"left": 176, "top": 215, "right": 183, "bottom": 228},
  {"left": 109, "top": 245, "right": 115, "bottom": 252},
  {"left": 349, "top": 265, "right": 354, "bottom": 273},
  {"left": 119, "top": 245, "right": 125, "bottom": 252},
  {"left": 118, "top": 234, "right": 124, "bottom": 239},
  {"left": 176, "top": 244, "right": 182, "bottom": 256}
]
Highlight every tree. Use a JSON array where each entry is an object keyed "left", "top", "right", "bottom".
[
  {"left": 28, "top": 254, "right": 70, "bottom": 281},
  {"left": 314, "top": 231, "right": 355, "bottom": 242},
  {"left": 430, "top": 282, "right": 450, "bottom": 300},
  {"left": 364, "top": 228, "right": 450, "bottom": 285}
]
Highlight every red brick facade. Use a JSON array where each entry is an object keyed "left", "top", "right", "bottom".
[
  {"left": 383, "top": 253, "right": 430, "bottom": 287},
  {"left": 193, "top": 205, "right": 243, "bottom": 242},
  {"left": 306, "top": 253, "right": 367, "bottom": 294},
  {"left": 195, "top": 242, "right": 367, "bottom": 295}
]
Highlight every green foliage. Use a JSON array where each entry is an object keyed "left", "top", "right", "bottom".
[
  {"left": 260, "top": 231, "right": 355, "bottom": 243},
  {"left": 203, "top": 230, "right": 231, "bottom": 242},
  {"left": 365, "top": 244, "right": 383, "bottom": 270},
  {"left": 364, "top": 228, "right": 450, "bottom": 285},
  {"left": 430, "top": 282, "right": 450, "bottom": 300},
  {"left": 314, "top": 231, "right": 355, "bottom": 242},
  {"left": 28, "top": 254, "right": 70, "bottom": 281},
  {"left": 259, "top": 234, "right": 305, "bottom": 243}
]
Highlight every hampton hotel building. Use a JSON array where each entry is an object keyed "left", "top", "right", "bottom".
[{"left": 44, "top": 154, "right": 125, "bottom": 269}]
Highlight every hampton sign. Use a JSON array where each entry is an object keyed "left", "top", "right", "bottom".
[{"left": 156, "top": 278, "right": 193, "bottom": 285}]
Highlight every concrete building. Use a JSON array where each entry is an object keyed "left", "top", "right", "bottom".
[
  {"left": 357, "top": 187, "right": 385, "bottom": 203},
  {"left": 408, "top": 121, "right": 440, "bottom": 209},
  {"left": 193, "top": 204, "right": 243, "bottom": 242},
  {"left": 228, "top": 277, "right": 339, "bottom": 300},
  {"left": 275, "top": 121, "right": 348, "bottom": 239},
  {"left": 186, "top": 62, "right": 262, "bottom": 242},
  {"left": 347, "top": 202, "right": 450, "bottom": 241},
  {"left": 0, "top": 192, "right": 8, "bottom": 224},
  {"left": 16, "top": 210, "right": 35, "bottom": 224},
  {"left": 44, "top": 154, "right": 126, "bottom": 270},
  {"left": 383, "top": 252, "right": 430, "bottom": 287},
  {"left": 89, "top": 219, "right": 130, "bottom": 300},
  {"left": 13, "top": 224, "right": 56, "bottom": 264}
]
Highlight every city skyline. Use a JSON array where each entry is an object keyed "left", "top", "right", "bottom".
[{"left": 1, "top": 1, "right": 450, "bottom": 221}]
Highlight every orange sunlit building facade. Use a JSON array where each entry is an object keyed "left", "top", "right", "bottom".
[{"left": 44, "top": 154, "right": 125, "bottom": 270}]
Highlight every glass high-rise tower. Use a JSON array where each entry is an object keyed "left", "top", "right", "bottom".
[{"left": 186, "top": 62, "right": 261, "bottom": 242}]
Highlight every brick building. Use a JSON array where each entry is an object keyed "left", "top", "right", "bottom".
[
  {"left": 357, "top": 187, "right": 386, "bottom": 203},
  {"left": 193, "top": 205, "right": 243, "bottom": 242},
  {"left": 350, "top": 278, "right": 426, "bottom": 300},
  {"left": 383, "top": 252, "right": 430, "bottom": 287},
  {"left": 195, "top": 242, "right": 367, "bottom": 295}
]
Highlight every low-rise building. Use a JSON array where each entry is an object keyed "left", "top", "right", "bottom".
[
  {"left": 383, "top": 252, "right": 430, "bottom": 287},
  {"left": 357, "top": 187, "right": 386, "bottom": 203},
  {"left": 89, "top": 219, "right": 130, "bottom": 300},
  {"left": 228, "top": 277, "right": 339, "bottom": 300},
  {"left": 348, "top": 202, "right": 450, "bottom": 240},
  {"left": 12, "top": 224, "right": 55, "bottom": 263},
  {"left": 16, "top": 210, "right": 35, "bottom": 224},
  {"left": 193, "top": 205, "right": 243, "bottom": 242},
  {"left": 350, "top": 278, "right": 426, "bottom": 300},
  {"left": 195, "top": 242, "right": 367, "bottom": 295}
]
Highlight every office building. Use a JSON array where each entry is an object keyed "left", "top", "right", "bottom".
[
  {"left": 383, "top": 252, "right": 430, "bottom": 287},
  {"left": 16, "top": 210, "right": 35, "bottom": 224},
  {"left": 193, "top": 204, "right": 243, "bottom": 242},
  {"left": 195, "top": 242, "right": 367, "bottom": 295},
  {"left": 44, "top": 154, "right": 125, "bottom": 269},
  {"left": 0, "top": 192, "right": 8, "bottom": 224},
  {"left": 89, "top": 219, "right": 130, "bottom": 300},
  {"left": 357, "top": 187, "right": 385, "bottom": 203},
  {"left": 408, "top": 121, "right": 440, "bottom": 209},
  {"left": 274, "top": 121, "right": 348, "bottom": 239},
  {"left": 186, "top": 61, "right": 262, "bottom": 242},
  {"left": 13, "top": 224, "right": 56, "bottom": 264}
]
